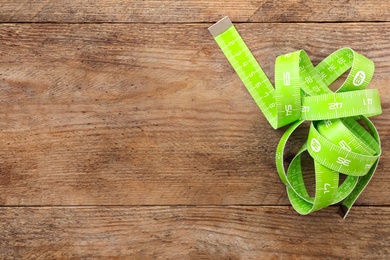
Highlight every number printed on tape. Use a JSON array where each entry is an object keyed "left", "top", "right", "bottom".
[
  {"left": 353, "top": 71, "right": 366, "bottom": 86},
  {"left": 311, "top": 138, "right": 322, "bottom": 152},
  {"left": 337, "top": 157, "right": 351, "bottom": 167}
]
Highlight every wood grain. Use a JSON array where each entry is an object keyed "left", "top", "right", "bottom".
[
  {"left": 0, "top": 0, "right": 389, "bottom": 23},
  {"left": 0, "top": 206, "right": 389, "bottom": 258},
  {"left": 0, "top": 23, "right": 389, "bottom": 207},
  {"left": 1, "top": 0, "right": 390, "bottom": 258}
]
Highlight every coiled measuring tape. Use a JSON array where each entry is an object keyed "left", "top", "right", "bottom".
[{"left": 209, "top": 17, "right": 382, "bottom": 218}]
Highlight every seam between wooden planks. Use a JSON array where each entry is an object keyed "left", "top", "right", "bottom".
[{"left": 0, "top": 205, "right": 389, "bottom": 208}]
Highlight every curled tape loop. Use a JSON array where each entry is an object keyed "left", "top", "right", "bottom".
[{"left": 209, "top": 17, "right": 382, "bottom": 218}]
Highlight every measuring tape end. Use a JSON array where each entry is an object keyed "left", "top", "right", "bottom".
[
  {"left": 337, "top": 204, "right": 349, "bottom": 219},
  {"left": 208, "top": 16, "right": 232, "bottom": 37}
]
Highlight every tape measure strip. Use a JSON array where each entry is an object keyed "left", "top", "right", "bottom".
[{"left": 209, "top": 16, "right": 382, "bottom": 218}]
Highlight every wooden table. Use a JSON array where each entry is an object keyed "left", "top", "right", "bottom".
[{"left": 0, "top": 1, "right": 389, "bottom": 258}]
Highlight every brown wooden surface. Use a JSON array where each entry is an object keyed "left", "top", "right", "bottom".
[
  {"left": 1, "top": 206, "right": 389, "bottom": 258},
  {"left": 0, "top": 1, "right": 389, "bottom": 259},
  {"left": 0, "top": 0, "right": 389, "bottom": 23}
]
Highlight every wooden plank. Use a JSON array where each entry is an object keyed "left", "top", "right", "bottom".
[
  {"left": 0, "top": 0, "right": 389, "bottom": 23},
  {"left": 0, "top": 23, "right": 389, "bottom": 206},
  {"left": 0, "top": 206, "right": 389, "bottom": 258}
]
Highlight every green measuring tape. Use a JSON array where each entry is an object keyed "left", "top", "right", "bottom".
[{"left": 209, "top": 17, "right": 382, "bottom": 218}]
